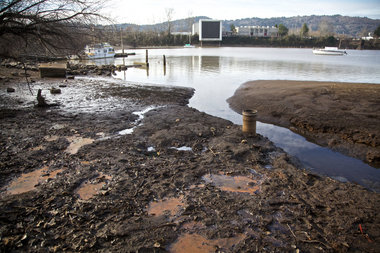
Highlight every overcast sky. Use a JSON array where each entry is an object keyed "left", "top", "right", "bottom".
[{"left": 103, "top": 0, "right": 380, "bottom": 25}]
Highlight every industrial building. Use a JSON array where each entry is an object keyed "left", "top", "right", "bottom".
[{"left": 236, "top": 26, "right": 279, "bottom": 37}]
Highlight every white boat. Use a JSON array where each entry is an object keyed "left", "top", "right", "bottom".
[
  {"left": 84, "top": 42, "right": 115, "bottom": 59},
  {"left": 184, "top": 44, "right": 195, "bottom": 48},
  {"left": 313, "top": 47, "right": 347, "bottom": 56}
]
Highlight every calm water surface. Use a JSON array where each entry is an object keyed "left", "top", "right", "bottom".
[{"left": 90, "top": 47, "right": 380, "bottom": 191}]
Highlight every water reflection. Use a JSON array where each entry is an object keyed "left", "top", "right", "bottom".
[
  {"left": 257, "top": 122, "right": 380, "bottom": 192},
  {"left": 200, "top": 56, "right": 221, "bottom": 73},
  {"left": 98, "top": 48, "right": 380, "bottom": 191}
]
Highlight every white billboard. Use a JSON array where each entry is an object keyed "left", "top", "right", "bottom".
[{"left": 199, "top": 20, "right": 222, "bottom": 41}]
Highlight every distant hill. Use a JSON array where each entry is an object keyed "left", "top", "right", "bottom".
[
  {"left": 116, "top": 16, "right": 209, "bottom": 33},
  {"left": 116, "top": 15, "right": 380, "bottom": 38}
]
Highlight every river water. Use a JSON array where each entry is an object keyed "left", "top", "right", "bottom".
[{"left": 88, "top": 47, "right": 380, "bottom": 191}]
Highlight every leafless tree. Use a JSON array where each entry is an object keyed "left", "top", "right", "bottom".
[
  {"left": 0, "top": 0, "right": 109, "bottom": 59},
  {"left": 165, "top": 8, "right": 174, "bottom": 35},
  {"left": 318, "top": 19, "right": 335, "bottom": 37}
]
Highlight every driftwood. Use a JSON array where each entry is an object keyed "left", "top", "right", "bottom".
[
  {"left": 37, "top": 89, "right": 48, "bottom": 107},
  {"left": 36, "top": 89, "right": 59, "bottom": 107}
]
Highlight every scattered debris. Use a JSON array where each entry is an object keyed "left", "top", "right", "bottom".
[{"left": 0, "top": 77, "right": 378, "bottom": 252}]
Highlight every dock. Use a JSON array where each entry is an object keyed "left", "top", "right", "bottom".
[
  {"left": 114, "top": 52, "right": 136, "bottom": 58},
  {"left": 39, "top": 63, "right": 67, "bottom": 78}
]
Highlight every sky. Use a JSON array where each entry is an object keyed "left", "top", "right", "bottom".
[{"left": 103, "top": 0, "right": 380, "bottom": 25}]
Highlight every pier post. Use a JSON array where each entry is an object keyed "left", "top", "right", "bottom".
[
  {"left": 145, "top": 50, "right": 149, "bottom": 68},
  {"left": 163, "top": 55, "right": 166, "bottom": 76}
]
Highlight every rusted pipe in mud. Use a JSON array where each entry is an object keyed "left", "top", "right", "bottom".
[{"left": 242, "top": 109, "right": 257, "bottom": 136}]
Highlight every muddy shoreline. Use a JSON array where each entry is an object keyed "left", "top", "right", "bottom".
[
  {"left": 227, "top": 80, "right": 380, "bottom": 168},
  {"left": 1, "top": 74, "right": 379, "bottom": 252}
]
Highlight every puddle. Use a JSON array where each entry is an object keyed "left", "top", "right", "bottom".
[
  {"left": 147, "top": 195, "right": 186, "bottom": 217},
  {"left": 76, "top": 172, "right": 112, "bottom": 200},
  {"left": 202, "top": 174, "right": 262, "bottom": 195},
  {"left": 44, "top": 135, "right": 60, "bottom": 142},
  {"left": 6, "top": 167, "right": 64, "bottom": 195},
  {"left": 169, "top": 233, "right": 245, "bottom": 253},
  {"left": 65, "top": 136, "right": 94, "bottom": 155}
]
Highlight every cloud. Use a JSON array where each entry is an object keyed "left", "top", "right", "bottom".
[{"left": 103, "top": 0, "right": 380, "bottom": 25}]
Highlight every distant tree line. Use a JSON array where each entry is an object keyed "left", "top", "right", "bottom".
[
  {"left": 101, "top": 23, "right": 380, "bottom": 50},
  {"left": 221, "top": 23, "right": 380, "bottom": 49},
  {"left": 102, "top": 27, "right": 199, "bottom": 48},
  {"left": 221, "top": 35, "right": 380, "bottom": 49}
]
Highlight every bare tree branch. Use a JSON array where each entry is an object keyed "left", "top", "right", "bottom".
[{"left": 0, "top": 0, "right": 109, "bottom": 58}]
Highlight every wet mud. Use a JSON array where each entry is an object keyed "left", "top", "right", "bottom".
[
  {"left": 228, "top": 80, "right": 380, "bottom": 167},
  {"left": 0, "top": 74, "right": 379, "bottom": 252}
]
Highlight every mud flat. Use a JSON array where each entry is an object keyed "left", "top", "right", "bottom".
[
  {"left": 0, "top": 76, "right": 379, "bottom": 252},
  {"left": 228, "top": 80, "right": 380, "bottom": 168}
]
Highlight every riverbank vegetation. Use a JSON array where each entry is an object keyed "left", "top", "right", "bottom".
[
  {"left": 101, "top": 22, "right": 380, "bottom": 49},
  {"left": 101, "top": 29, "right": 380, "bottom": 49},
  {"left": 221, "top": 35, "right": 380, "bottom": 49}
]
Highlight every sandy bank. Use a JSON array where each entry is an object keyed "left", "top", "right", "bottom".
[
  {"left": 227, "top": 80, "right": 380, "bottom": 167},
  {"left": 0, "top": 76, "right": 379, "bottom": 252}
]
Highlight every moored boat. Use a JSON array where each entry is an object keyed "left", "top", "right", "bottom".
[
  {"left": 313, "top": 47, "right": 347, "bottom": 56},
  {"left": 184, "top": 44, "right": 195, "bottom": 48},
  {"left": 84, "top": 42, "right": 115, "bottom": 59}
]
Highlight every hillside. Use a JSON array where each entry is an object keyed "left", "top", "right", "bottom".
[
  {"left": 116, "top": 16, "right": 208, "bottom": 33},
  {"left": 116, "top": 15, "right": 380, "bottom": 38}
]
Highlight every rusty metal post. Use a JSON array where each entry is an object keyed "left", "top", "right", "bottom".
[{"left": 242, "top": 109, "right": 257, "bottom": 135}]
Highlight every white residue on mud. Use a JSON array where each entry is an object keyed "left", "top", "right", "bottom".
[
  {"left": 118, "top": 128, "right": 135, "bottom": 135},
  {"left": 170, "top": 146, "right": 193, "bottom": 152},
  {"left": 147, "top": 147, "right": 156, "bottom": 152},
  {"left": 118, "top": 106, "right": 161, "bottom": 135}
]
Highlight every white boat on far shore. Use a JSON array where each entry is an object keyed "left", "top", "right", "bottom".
[
  {"left": 313, "top": 47, "right": 347, "bottom": 56},
  {"left": 84, "top": 42, "right": 115, "bottom": 59}
]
